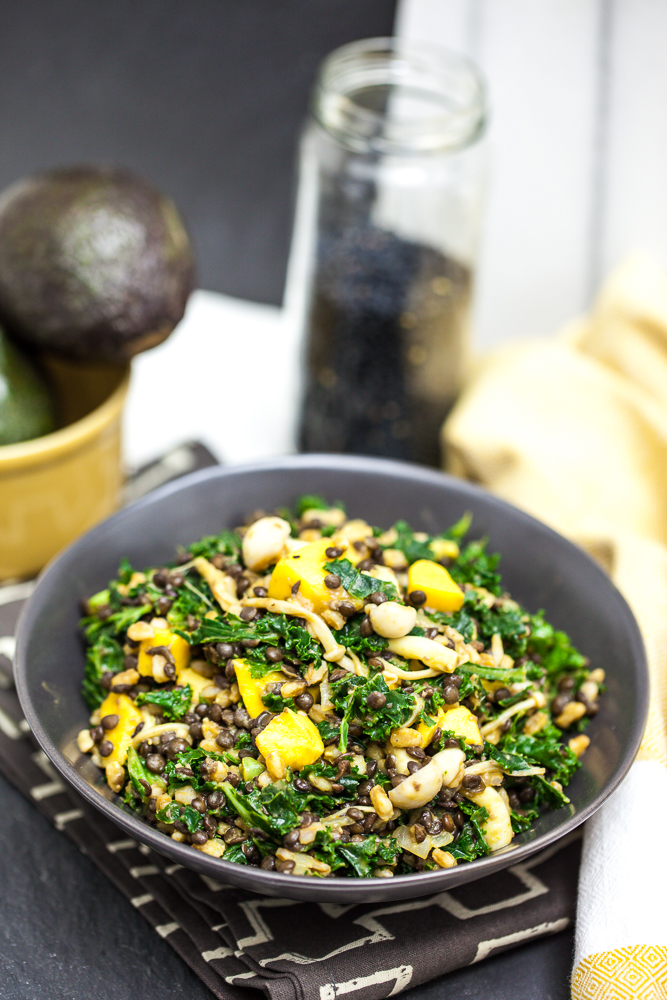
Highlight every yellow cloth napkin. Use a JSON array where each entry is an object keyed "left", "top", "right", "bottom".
[{"left": 442, "top": 251, "right": 667, "bottom": 999}]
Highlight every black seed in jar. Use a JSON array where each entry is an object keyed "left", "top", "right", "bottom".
[{"left": 145, "top": 754, "right": 166, "bottom": 774}]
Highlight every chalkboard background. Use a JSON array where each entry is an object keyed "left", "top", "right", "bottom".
[{"left": 0, "top": 0, "right": 396, "bottom": 304}]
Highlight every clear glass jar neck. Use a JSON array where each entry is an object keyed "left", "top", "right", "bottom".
[{"left": 312, "top": 37, "right": 486, "bottom": 156}]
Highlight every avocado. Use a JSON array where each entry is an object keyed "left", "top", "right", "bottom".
[
  {"left": 0, "top": 325, "right": 56, "bottom": 445},
  {"left": 0, "top": 166, "right": 194, "bottom": 363}
]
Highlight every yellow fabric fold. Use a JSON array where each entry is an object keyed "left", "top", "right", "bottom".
[
  {"left": 441, "top": 252, "right": 667, "bottom": 997},
  {"left": 571, "top": 946, "right": 667, "bottom": 1000}
]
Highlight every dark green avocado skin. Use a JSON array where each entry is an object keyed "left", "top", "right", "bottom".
[
  {"left": 0, "top": 326, "right": 55, "bottom": 445},
  {"left": 0, "top": 166, "right": 195, "bottom": 363}
]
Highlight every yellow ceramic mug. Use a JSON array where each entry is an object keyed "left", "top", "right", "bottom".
[{"left": 0, "top": 355, "right": 130, "bottom": 580}]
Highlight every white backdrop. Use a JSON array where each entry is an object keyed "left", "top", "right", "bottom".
[{"left": 125, "top": 0, "right": 667, "bottom": 469}]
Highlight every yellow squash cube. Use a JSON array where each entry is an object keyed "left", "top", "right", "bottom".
[
  {"left": 177, "top": 667, "right": 216, "bottom": 708},
  {"left": 137, "top": 627, "right": 190, "bottom": 678},
  {"left": 97, "top": 691, "right": 143, "bottom": 766},
  {"left": 255, "top": 708, "right": 324, "bottom": 772},
  {"left": 417, "top": 707, "right": 449, "bottom": 748},
  {"left": 233, "top": 659, "right": 284, "bottom": 719},
  {"left": 417, "top": 704, "right": 481, "bottom": 747},
  {"left": 407, "top": 559, "right": 464, "bottom": 613},
  {"left": 268, "top": 538, "right": 339, "bottom": 613}
]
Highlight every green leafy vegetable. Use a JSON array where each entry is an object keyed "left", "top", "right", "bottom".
[
  {"left": 324, "top": 559, "right": 397, "bottom": 601},
  {"left": 448, "top": 539, "right": 502, "bottom": 595},
  {"left": 187, "top": 530, "right": 242, "bottom": 561},
  {"left": 136, "top": 685, "right": 193, "bottom": 721}
]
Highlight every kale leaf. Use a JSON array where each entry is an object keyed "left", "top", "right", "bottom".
[
  {"left": 187, "top": 530, "right": 242, "bottom": 561},
  {"left": 81, "top": 631, "right": 124, "bottom": 710},
  {"left": 136, "top": 685, "right": 193, "bottom": 721},
  {"left": 331, "top": 672, "right": 415, "bottom": 744},
  {"left": 334, "top": 615, "right": 388, "bottom": 655},
  {"left": 527, "top": 611, "right": 588, "bottom": 676},
  {"left": 448, "top": 539, "right": 502, "bottom": 595},
  {"left": 324, "top": 559, "right": 398, "bottom": 601},
  {"left": 449, "top": 800, "right": 489, "bottom": 861},
  {"left": 221, "top": 781, "right": 301, "bottom": 840},
  {"left": 505, "top": 727, "right": 580, "bottom": 784}
]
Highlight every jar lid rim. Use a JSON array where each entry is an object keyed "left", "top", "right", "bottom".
[{"left": 313, "top": 37, "right": 486, "bottom": 154}]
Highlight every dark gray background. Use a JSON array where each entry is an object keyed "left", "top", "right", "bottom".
[
  {"left": 0, "top": 4, "right": 573, "bottom": 996},
  {"left": 0, "top": 0, "right": 396, "bottom": 304}
]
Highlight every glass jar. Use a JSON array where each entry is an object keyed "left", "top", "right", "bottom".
[{"left": 295, "top": 37, "right": 487, "bottom": 467}]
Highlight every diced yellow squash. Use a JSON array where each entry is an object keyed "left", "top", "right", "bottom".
[
  {"left": 233, "top": 659, "right": 284, "bottom": 719},
  {"left": 97, "top": 691, "right": 143, "bottom": 766},
  {"left": 417, "top": 704, "right": 481, "bottom": 747},
  {"left": 407, "top": 559, "right": 464, "bottom": 613},
  {"left": 268, "top": 538, "right": 339, "bottom": 613},
  {"left": 442, "top": 704, "right": 482, "bottom": 745},
  {"left": 417, "top": 707, "right": 449, "bottom": 748},
  {"left": 177, "top": 667, "right": 215, "bottom": 708},
  {"left": 255, "top": 708, "right": 324, "bottom": 772},
  {"left": 137, "top": 627, "right": 190, "bottom": 678}
]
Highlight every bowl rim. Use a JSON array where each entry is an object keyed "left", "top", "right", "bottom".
[
  {"left": 14, "top": 453, "right": 649, "bottom": 902},
  {"left": 0, "top": 364, "right": 130, "bottom": 471}
]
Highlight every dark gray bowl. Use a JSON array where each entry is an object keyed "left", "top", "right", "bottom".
[{"left": 15, "top": 454, "right": 648, "bottom": 903}]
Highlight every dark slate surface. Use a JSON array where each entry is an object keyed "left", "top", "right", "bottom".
[
  {"left": 0, "top": 772, "right": 572, "bottom": 1000},
  {"left": 0, "top": 0, "right": 397, "bottom": 305}
]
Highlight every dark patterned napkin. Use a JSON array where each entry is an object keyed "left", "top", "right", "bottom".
[{"left": 0, "top": 444, "right": 580, "bottom": 1000}]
